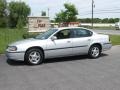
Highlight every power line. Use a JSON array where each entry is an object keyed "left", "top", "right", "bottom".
[
  {"left": 78, "top": 6, "right": 91, "bottom": 10},
  {"left": 94, "top": 9, "right": 120, "bottom": 12},
  {"left": 78, "top": 0, "right": 120, "bottom": 19},
  {"left": 80, "top": 11, "right": 120, "bottom": 16},
  {"left": 80, "top": 8, "right": 120, "bottom": 15},
  {"left": 98, "top": 6, "right": 120, "bottom": 11},
  {"left": 79, "top": 0, "right": 120, "bottom": 12},
  {"left": 94, "top": 0, "right": 120, "bottom": 8}
]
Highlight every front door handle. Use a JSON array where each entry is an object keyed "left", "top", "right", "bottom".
[{"left": 67, "top": 41, "right": 71, "bottom": 43}]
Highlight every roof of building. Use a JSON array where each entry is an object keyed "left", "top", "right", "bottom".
[
  {"left": 28, "top": 16, "right": 49, "bottom": 18},
  {"left": 57, "top": 27, "right": 87, "bottom": 30}
]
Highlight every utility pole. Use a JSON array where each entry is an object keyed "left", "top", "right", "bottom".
[
  {"left": 92, "top": 0, "right": 94, "bottom": 29},
  {"left": 48, "top": 8, "right": 49, "bottom": 17}
]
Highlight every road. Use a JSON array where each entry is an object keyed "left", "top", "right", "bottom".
[
  {"left": 93, "top": 30, "right": 120, "bottom": 35},
  {"left": 0, "top": 46, "right": 120, "bottom": 90}
]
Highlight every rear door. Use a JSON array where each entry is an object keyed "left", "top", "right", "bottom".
[{"left": 71, "top": 28, "right": 93, "bottom": 55}]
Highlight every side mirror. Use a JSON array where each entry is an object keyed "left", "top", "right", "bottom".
[{"left": 51, "top": 36, "right": 57, "bottom": 41}]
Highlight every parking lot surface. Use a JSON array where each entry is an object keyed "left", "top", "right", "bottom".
[{"left": 0, "top": 46, "right": 120, "bottom": 90}]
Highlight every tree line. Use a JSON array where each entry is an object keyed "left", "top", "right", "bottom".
[
  {"left": 0, "top": 0, "right": 31, "bottom": 28},
  {"left": 54, "top": 3, "right": 119, "bottom": 24},
  {"left": 79, "top": 18, "right": 119, "bottom": 23}
]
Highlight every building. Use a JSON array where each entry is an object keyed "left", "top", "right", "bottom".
[
  {"left": 28, "top": 16, "right": 50, "bottom": 32},
  {"left": 51, "top": 22, "right": 80, "bottom": 28},
  {"left": 60, "top": 22, "right": 80, "bottom": 27}
]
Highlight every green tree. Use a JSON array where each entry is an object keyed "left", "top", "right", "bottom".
[
  {"left": 8, "top": 1, "right": 31, "bottom": 28},
  {"left": 55, "top": 10, "right": 65, "bottom": 22},
  {"left": 114, "top": 18, "right": 119, "bottom": 22},
  {"left": 0, "top": 0, "right": 7, "bottom": 27},
  {"left": 84, "top": 18, "right": 91, "bottom": 23},
  {"left": 102, "top": 18, "right": 109, "bottom": 23},
  {"left": 108, "top": 18, "right": 115, "bottom": 23},
  {"left": 93, "top": 18, "right": 101, "bottom": 23},
  {"left": 55, "top": 3, "right": 78, "bottom": 23},
  {"left": 17, "top": 16, "right": 24, "bottom": 29},
  {"left": 41, "top": 11, "right": 46, "bottom": 16}
]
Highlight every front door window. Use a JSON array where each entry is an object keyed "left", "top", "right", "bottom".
[{"left": 55, "top": 29, "right": 71, "bottom": 39}]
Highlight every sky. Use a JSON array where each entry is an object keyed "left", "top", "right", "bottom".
[{"left": 7, "top": 0, "right": 120, "bottom": 19}]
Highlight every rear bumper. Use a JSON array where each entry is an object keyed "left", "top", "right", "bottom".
[
  {"left": 6, "top": 51, "right": 25, "bottom": 61},
  {"left": 102, "top": 43, "right": 112, "bottom": 51}
]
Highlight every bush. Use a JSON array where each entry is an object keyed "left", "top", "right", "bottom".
[
  {"left": 23, "top": 33, "right": 38, "bottom": 39},
  {"left": 17, "top": 18, "right": 24, "bottom": 29}
]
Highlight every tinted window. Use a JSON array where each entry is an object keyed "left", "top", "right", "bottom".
[
  {"left": 71, "top": 28, "right": 93, "bottom": 38},
  {"left": 55, "top": 29, "right": 71, "bottom": 39}
]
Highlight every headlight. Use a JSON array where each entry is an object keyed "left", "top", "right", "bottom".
[{"left": 7, "top": 46, "right": 17, "bottom": 51}]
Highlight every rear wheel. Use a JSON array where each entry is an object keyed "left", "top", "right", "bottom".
[
  {"left": 88, "top": 45, "right": 101, "bottom": 59},
  {"left": 25, "top": 48, "right": 44, "bottom": 65}
]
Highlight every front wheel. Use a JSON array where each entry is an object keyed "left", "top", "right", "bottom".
[
  {"left": 25, "top": 48, "right": 44, "bottom": 65},
  {"left": 88, "top": 45, "right": 101, "bottom": 59}
]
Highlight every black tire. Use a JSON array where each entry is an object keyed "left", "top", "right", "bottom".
[
  {"left": 88, "top": 45, "right": 101, "bottom": 59},
  {"left": 25, "top": 48, "right": 44, "bottom": 65}
]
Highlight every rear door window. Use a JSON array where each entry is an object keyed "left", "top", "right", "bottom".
[{"left": 71, "top": 28, "right": 93, "bottom": 38}]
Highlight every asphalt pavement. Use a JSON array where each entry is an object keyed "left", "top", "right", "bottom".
[
  {"left": 0, "top": 46, "right": 120, "bottom": 90},
  {"left": 93, "top": 29, "right": 120, "bottom": 35}
]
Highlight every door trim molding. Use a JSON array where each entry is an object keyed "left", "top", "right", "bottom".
[{"left": 45, "top": 45, "right": 88, "bottom": 51}]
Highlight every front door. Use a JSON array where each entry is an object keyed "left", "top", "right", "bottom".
[{"left": 46, "top": 29, "right": 73, "bottom": 58}]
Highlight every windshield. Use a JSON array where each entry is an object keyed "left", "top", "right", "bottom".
[{"left": 35, "top": 29, "right": 58, "bottom": 40}]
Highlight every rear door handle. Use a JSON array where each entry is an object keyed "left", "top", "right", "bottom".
[{"left": 88, "top": 39, "right": 91, "bottom": 41}]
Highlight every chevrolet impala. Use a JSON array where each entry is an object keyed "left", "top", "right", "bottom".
[{"left": 6, "top": 27, "right": 112, "bottom": 65}]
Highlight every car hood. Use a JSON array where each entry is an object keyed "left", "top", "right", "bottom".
[{"left": 9, "top": 38, "right": 41, "bottom": 46}]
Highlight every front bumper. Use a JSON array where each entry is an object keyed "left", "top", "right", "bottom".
[
  {"left": 102, "top": 43, "right": 112, "bottom": 51},
  {"left": 6, "top": 51, "right": 25, "bottom": 61}
]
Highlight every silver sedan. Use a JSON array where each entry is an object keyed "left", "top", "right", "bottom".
[{"left": 6, "top": 27, "right": 112, "bottom": 65}]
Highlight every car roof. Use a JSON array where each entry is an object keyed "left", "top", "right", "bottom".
[
  {"left": 57, "top": 27, "right": 89, "bottom": 30},
  {"left": 53, "top": 27, "right": 97, "bottom": 35}
]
